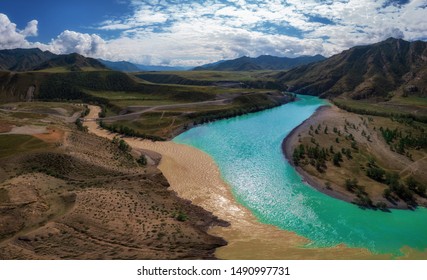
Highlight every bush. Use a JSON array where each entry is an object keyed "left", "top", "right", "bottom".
[
  {"left": 137, "top": 155, "right": 147, "bottom": 166},
  {"left": 175, "top": 212, "right": 188, "bottom": 222},
  {"left": 406, "top": 176, "right": 426, "bottom": 197},
  {"left": 366, "top": 166, "right": 385, "bottom": 182},
  {"left": 345, "top": 178, "right": 358, "bottom": 191},
  {"left": 118, "top": 139, "right": 131, "bottom": 152},
  {"left": 333, "top": 152, "right": 343, "bottom": 166},
  {"left": 75, "top": 118, "right": 88, "bottom": 132}
]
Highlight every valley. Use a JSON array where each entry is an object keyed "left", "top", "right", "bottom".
[{"left": 0, "top": 37, "right": 427, "bottom": 259}]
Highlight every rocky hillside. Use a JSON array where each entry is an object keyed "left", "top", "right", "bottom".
[
  {"left": 34, "top": 53, "right": 107, "bottom": 71},
  {"left": 277, "top": 38, "right": 427, "bottom": 100},
  {"left": 0, "top": 48, "right": 108, "bottom": 72},
  {"left": 0, "top": 48, "right": 56, "bottom": 71}
]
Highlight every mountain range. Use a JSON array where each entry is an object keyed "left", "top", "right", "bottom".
[
  {"left": 193, "top": 54, "right": 325, "bottom": 71},
  {"left": 97, "top": 59, "right": 141, "bottom": 72},
  {"left": 1, "top": 38, "right": 426, "bottom": 104},
  {"left": 276, "top": 38, "right": 427, "bottom": 99},
  {"left": 0, "top": 48, "right": 56, "bottom": 72},
  {"left": 0, "top": 49, "right": 107, "bottom": 72},
  {"left": 97, "top": 59, "right": 192, "bottom": 72},
  {"left": 0, "top": 48, "right": 190, "bottom": 72}
]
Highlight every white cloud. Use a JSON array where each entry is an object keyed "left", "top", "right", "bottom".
[
  {"left": 42, "top": 30, "right": 108, "bottom": 57},
  {"left": 0, "top": 13, "right": 36, "bottom": 49},
  {"left": 0, "top": 14, "right": 108, "bottom": 58},
  {"left": 102, "top": 0, "right": 427, "bottom": 65},
  {"left": 21, "top": 20, "right": 38, "bottom": 37},
  {"left": 2, "top": 0, "right": 427, "bottom": 66}
]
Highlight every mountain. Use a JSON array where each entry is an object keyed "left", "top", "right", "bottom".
[
  {"left": 97, "top": 59, "right": 140, "bottom": 72},
  {"left": 134, "top": 64, "right": 192, "bottom": 71},
  {"left": 194, "top": 54, "right": 326, "bottom": 71},
  {"left": 277, "top": 38, "right": 427, "bottom": 99},
  {"left": 33, "top": 53, "right": 108, "bottom": 71},
  {"left": 0, "top": 48, "right": 108, "bottom": 72},
  {"left": 0, "top": 48, "right": 56, "bottom": 71}
]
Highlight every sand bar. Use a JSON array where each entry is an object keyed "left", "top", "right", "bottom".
[{"left": 85, "top": 105, "right": 387, "bottom": 259}]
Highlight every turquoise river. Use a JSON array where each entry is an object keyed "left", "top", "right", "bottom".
[{"left": 174, "top": 95, "right": 427, "bottom": 256}]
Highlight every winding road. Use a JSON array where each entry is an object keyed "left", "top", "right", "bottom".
[{"left": 83, "top": 99, "right": 231, "bottom": 122}]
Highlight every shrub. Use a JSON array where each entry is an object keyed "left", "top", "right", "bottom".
[
  {"left": 175, "top": 212, "right": 188, "bottom": 222},
  {"left": 118, "top": 139, "right": 131, "bottom": 152},
  {"left": 137, "top": 155, "right": 147, "bottom": 166},
  {"left": 345, "top": 178, "right": 358, "bottom": 191}
]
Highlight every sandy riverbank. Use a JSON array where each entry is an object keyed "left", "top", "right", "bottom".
[
  {"left": 281, "top": 105, "right": 358, "bottom": 204},
  {"left": 281, "top": 103, "right": 427, "bottom": 210},
  {"left": 85, "top": 105, "right": 387, "bottom": 259}
]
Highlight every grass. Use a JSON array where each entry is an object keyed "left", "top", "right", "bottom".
[
  {"left": 333, "top": 95, "right": 427, "bottom": 122},
  {"left": 4, "top": 102, "right": 82, "bottom": 117},
  {"left": 87, "top": 91, "right": 183, "bottom": 107},
  {"left": 34, "top": 67, "right": 109, "bottom": 73},
  {"left": 136, "top": 70, "right": 279, "bottom": 82},
  {"left": 9, "top": 112, "right": 48, "bottom": 119},
  {"left": 109, "top": 112, "right": 187, "bottom": 138},
  {"left": 0, "top": 135, "right": 49, "bottom": 158},
  {"left": 392, "top": 96, "right": 427, "bottom": 106}
]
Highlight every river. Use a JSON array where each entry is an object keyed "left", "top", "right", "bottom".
[{"left": 174, "top": 95, "right": 427, "bottom": 256}]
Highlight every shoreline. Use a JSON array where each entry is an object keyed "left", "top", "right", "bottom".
[
  {"left": 281, "top": 105, "right": 423, "bottom": 210},
  {"left": 84, "top": 105, "right": 386, "bottom": 259},
  {"left": 281, "top": 105, "right": 358, "bottom": 204}
]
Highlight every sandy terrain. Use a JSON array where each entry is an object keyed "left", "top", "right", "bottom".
[
  {"left": 85, "top": 105, "right": 390, "bottom": 259},
  {"left": 0, "top": 106, "right": 226, "bottom": 259},
  {"left": 3, "top": 125, "right": 48, "bottom": 135},
  {"left": 0, "top": 121, "right": 13, "bottom": 133}
]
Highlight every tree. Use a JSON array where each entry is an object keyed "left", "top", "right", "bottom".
[
  {"left": 292, "top": 149, "right": 301, "bottom": 166},
  {"left": 118, "top": 139, "right": 131, "bottom": 152},
  {"left": 383, "top": 188, "right": 392, "bottom": 200},
  {"left": 333, "top": 152, "right": 343, "bottom": 166},
  {"left": 75, "top": 118, "right": 88, "bottom": 132},
  {"left": 345, "top": 178, "right": 358, "bottom": 191},
  {"left": 406, "top": 176, "right": 426, "bottom": 197},
  {"left": 366, "top": 166, "right": 385, "bottom": 182}
]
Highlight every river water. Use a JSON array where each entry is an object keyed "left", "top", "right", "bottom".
[{"left": 174, "top": 95, "right": 427, "bottom": 256}]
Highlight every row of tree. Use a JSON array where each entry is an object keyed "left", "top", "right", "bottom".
[
  {"left": 366, "top": 159, "right": 425, "bottom": 204},
  {"left": 379, "top": 126, "right": 427, "bottom": 155},
  {"left": 99, "top": 121, "right": 166, "bottom": 141}
]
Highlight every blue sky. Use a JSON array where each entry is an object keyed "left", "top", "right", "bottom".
[{"left": 1, "top": 0, "right": 427, "bottom": 66}]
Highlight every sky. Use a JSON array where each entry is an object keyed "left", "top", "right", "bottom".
[{"left": 1, "top": 0, "right": 427, "bottom": 66}]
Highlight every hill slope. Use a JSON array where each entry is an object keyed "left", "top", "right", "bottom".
[
  {"left": 34, "top": 53, "right": 108, "bottom": 71},
  {"left": 0, "top": 48, "right": 56, "bottom": 71},
  {"left": 277, "top": 38, "right": 427, "bottom": 99},
  {"left": 0, "top": 48, "right": 109, "bottom": 72},
  {"left": 194, "top": 55, "right": 325, "bottom": 71}
]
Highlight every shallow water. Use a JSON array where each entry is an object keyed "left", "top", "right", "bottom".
[{"left": 174, "top": 95, "right": 427, "bottom": 255}]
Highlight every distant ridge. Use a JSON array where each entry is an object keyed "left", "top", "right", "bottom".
[
  {"left": 97, "top": 59, "right": 192, "bottom": 72},
  {"left": 134, "top": 64, "right": 192, "bottom": 71},
  {"left": 97, "top": 59, "right": 140, "bottom": 72},
  {"left": 194, "top": 54, "right": 325, "bottom": 71},
  {"left": 276, "top": 38, "right": 427, "bottom": 99}
]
